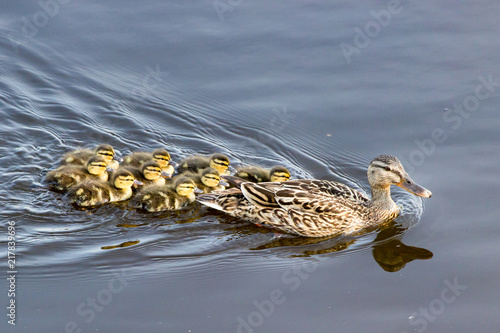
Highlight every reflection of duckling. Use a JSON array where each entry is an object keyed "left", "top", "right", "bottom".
[
  {"left": 46, "top": 156, "right": 109, "bottom": 191},
  {"left": 69, "top": 169, "right": 138, "bottom": 207},
  {"left": 177, "top": 153, "right": 230, "bottom": 175},
  {"left": 235, "top": 165, "right": 291, "bottom": 183},
  {"left": 177, "top": 167, "right": 228, "bottom": 194},
  {"left": 61, "top": 144, "right": 122, "bottom": 171},
  {"left": 122, "top": 148, "right": 175, "bottom": 175},
  {"left": 132, "top": 176, "right": 197, "bottom": 212},
  {"left": 123, "top": 161, "right": 168, "bottom": 187}
]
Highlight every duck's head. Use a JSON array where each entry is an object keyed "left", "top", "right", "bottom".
[
  {"left": 367, "top": 155, "right": 432, "bottom": 198},
  {"left": 112, "top": 170, "right": 141, "bottom": 189},
  {"left": 95, "top": 144, "right": 123, "bottom": 163},
  {"left": 174, "top": 177, "right": 197, "bottom": 197},
  {"left": 86, "top": 156, "right": 108, "bottom": 175},
  {"left": 209, "top": 153, "right": 230, "bottom": 174},
  {"left": 141, "top": 161, "right": 163, "bottom": 180},
  {"left": 269, "top": 166, "right": 291, "bottom": 182},
  {"left": 152, "top": 149, "right": 172, "bottom": 168},
  {"left": 200, "top": 167, "right": 229, "bottom": 188}
]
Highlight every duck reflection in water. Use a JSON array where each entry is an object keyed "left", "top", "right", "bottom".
[{"left": 232, "top": 221, "right": 432, "bottom": 272}]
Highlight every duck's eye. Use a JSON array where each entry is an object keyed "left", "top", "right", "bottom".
[{"left": 384, "top": 167, "right": 391, "bottom": 171}]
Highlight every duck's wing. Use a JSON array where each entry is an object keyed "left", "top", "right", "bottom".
[
  {"left": 240, "top": 181, "right": 360, "bottom": 215},
  {"left": 250, "top": 179, "right": 369, "bottom": 204}
]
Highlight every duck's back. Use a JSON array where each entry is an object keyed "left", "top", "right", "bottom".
[
  {"left": 177, "top": 156, "right": 210, "bottom": 174},
  {"left": 46, "top": 165, "right": 107, "bottom": 191},
  {"left": 122, "top": 152, "right": 153, "bottom": 168},
  {"left": 68, "top": 180, "right": 112, "bottom": 206},
  {"left": 235, "top": 166, "right": 269, "bottom": 183},
  {"left": 132, "top": 185, "right": 189, "bottom": 212},
  {"left": 60, "top": 148, "right": 94, "bottom": 166}
]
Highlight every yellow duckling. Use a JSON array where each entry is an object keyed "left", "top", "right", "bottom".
[
  {"left": 123, "top": 161, "right": 170, "bottom": 187},
  {"left": 131, "top": 176, "right": 198, "bottom": 212},
  {"left": 46, "top": 156, "right": 110, "bottom": 192},
  {"left": 235, "top": 165, "right": 291, "bottom": 183},
  {"left": 68, "top": 169, "right": 140, "bottom": 207},
  {"left": 175, "top": 167, "right": 229, "bottom": 194},
  {"left": 177, "top": 153, "right": 231, "bottom": 175},
  {"left": 122, "top": 148, "right": 176, "bottom": 176},
  {"left": 60, "top": 144, "right": 123, "bottom": 171}
]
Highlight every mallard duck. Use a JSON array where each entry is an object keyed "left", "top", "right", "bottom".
[
  {"left": 235, "top": 165, "right": 291, "bottom": 183},
  {"left": 68, "top": 169, "right": 140, "bottom": 207},
  {"left": 46, "top": 156, "right": 110, "bottom": 191},
  {"left": 197, "top": 155, "right": 432, "bottom": 237},
  {"left": 131, "top": 176, "right": 198, "bottom": 212},
  {"left": 177, "top": 153, "right": 230, "bottom": 175},
  {"left": 122, "top": 148, "right": 176, "bottom": 176},
  {"left": 60, "top": 144, "right": 123, "bottom": 171},
  {"left": 176, "top": 167, "right": 229, "bottom": 194},
  {"left": 122, "top": 161, "right": 169, "bottom": 187}
]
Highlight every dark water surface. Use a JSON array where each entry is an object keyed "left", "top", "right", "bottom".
[{"left": 1, "top": 1, "right": 499, "bottom": 332}]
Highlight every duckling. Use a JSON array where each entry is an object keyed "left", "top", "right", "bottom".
[
  {"left": 122, "top": 148, "right": 176, "bottom": 176},
  {"left": 131, "top": 176, "right": 198, "bottom": 212},
  {"left": 235, "top": 165, "right": 291, "bottom": 183},
  {"left": 68, "top": 169, "right": 140, "bottom": 207},
  {"left": 46, "top": 156, "right": 110, "bottom": 192},
  {"left": 176, "top": 167, "right": 228, "bottom": 194},
  {"left": 123, "top": 161, "right": 170, "bottom": 187},
  {"left": 177, "top": 153, "right": 230, "bottom": 175},
  {"left": 60, "top": 144, "right": 122, "bottom": 171}
]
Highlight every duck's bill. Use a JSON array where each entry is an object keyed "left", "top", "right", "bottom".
[
  {"left": 106, "top": 166, "right": 115, "bottom": 172},
  {"left": 169, "top": 161, "right": 178, "bottom": 168},
  {"left": 194, "top": 188, "right": 204, "bottom": 194},
  {"left": 218, "top": 179, "right": 230, "bottom": 187},
  {"left": 161, "top": 171, "right": 172, "bottom": 179},
  {"left": 113, "top": 156, "right": 124, "bottom": 163},
  {"left": 133, "top": 180, "right": 144, "bottom": 186},
  {"left": 397, "top": 178, "right": 432, "bottom": 198}
]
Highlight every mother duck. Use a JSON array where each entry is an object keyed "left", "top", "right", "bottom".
[{"left": 196, "top": 155, "right": 432, "bottom": 237}]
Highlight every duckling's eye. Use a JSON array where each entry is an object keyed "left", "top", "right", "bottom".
[
  {"left": 214, "top": 160, "right": 229, "bottom": 166},
  {"left": 155, "top": 156, "right": 169, "bottom": 161},
  {"left": 99, "top": 152, "right": 114, "bottom": 157},
  {"left": 384, "top": 167, "right": 391, "bottom": 172}
]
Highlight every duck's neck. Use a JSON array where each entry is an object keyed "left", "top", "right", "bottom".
[{"left": 369, "top": 186, "right": 399, "bottom": 214}]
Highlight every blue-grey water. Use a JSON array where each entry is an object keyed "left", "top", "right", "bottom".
[{"left": 1, "top": 1, "right": 499, "bottom": 332}]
